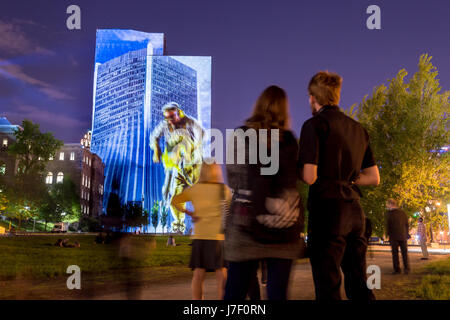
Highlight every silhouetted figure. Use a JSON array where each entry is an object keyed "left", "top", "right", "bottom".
[
  {"left": 298, "top": 71, "right": 379, "bottom": 301},
  {"left": 385, "top": 198, "right": 410, "bottom": 274}
]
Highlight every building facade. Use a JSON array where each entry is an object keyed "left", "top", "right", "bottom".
[
  {"left": 45, "top": 135, "right": 105, "bottom": 218},
  {"left": 91, "top": 33, "right": 200, "bottom": 227}
]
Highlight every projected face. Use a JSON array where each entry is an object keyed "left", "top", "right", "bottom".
[{"left": 164, "top": 109, "right": 181, "bottom": 125}]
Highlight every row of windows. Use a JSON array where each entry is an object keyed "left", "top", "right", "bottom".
[
  {"left": 82, "top": 174, "right": 91, "bottom": 189},
  {"left": 48, "top": 152, "right": 75, "bottom": 161},
  {"left": 46, "top": 172, "right": 63, "bottom": 184},
  {"left": 82, "top": 205, "right": 90, "bottom": 215},
  {"left": 81, "top": 189, "right": 90, "bottom": 201}
]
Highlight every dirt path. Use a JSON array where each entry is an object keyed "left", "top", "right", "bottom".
[
  {"left": 94, "top": 251, "right": 449, "bottom": 300},
  {"left": 1, "top": 251, "right": 447, "bottom": 300}
]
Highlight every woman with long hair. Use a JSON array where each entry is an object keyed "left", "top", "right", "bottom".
[{"left": 224, "top": 85, "right": 304, "bottom": 300}]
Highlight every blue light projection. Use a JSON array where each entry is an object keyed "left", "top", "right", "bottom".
[{"left": 91, "top": 29, "right": 211, "bottom": 233}]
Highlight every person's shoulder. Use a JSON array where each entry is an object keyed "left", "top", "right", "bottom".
[{"left": 281, "top": 129, "right": 298, "bottom": 144}]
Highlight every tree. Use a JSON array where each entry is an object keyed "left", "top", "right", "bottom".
[
  {"left": 349, "top": 54, "right": 450, "bottom": 237},
  {"left": 4, "top": 120, "right": 63, "bottom": 228},
  {"left": 160, "top": 205, "right": 168, "bottom": 235},
  {"left": 38, "top": 176, "right": 81, "bottom": 230},
  {"left": 151, "top": 201, "right": 159, "bottom": 234}
]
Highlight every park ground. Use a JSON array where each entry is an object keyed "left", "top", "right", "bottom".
[{"left": 0, "top": 235, "right": 449, "bottom": 300}]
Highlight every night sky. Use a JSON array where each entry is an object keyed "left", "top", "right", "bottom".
[{"left": 1, "top": 0, "right": 449, "bottom": 143}]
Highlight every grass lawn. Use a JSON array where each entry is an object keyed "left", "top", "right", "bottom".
[
  {"left": 414, "top": 257, "right": 450, "bottom": 300},
  {"left": 377, "top": 256, "right": 450, "bottom": 300},
  {"left": 0, "top": 234, "right": 192, "bottom": 280}
]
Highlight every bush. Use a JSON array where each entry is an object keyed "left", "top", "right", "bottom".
[{"left": 78, "top": 215, "right": 100, "bottom": 232}]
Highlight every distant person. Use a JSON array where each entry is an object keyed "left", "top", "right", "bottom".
[
  {"left": 224, "top": 86, "right": 304, "bottom": 301},
  {"left": 54, "top": 238, "right": 63, "bottom": 247},
  {"left": 385, "top": 198, "right": 410, "bottom": 274},
  {"left": 298, "top": 71, "right": 379, "bottom": 300},
  {"left": 95, "top": 232, "right": 105, "bottom": 244},
  {"left": 417, "top": 217, "right": 429, "bottom": 260},
  {"left": 166, "top": 235, "right": 176, "bottom": 247},
  {"left": 172, "top": 161, "right": 231, "bottom": 300}
]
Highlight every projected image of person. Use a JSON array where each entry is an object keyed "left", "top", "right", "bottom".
[{"left": 150, "top": 102, "right": 204, "bottom": 233}]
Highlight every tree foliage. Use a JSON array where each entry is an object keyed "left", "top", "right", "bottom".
[
  {"left": 151, "top": 201, "right": 159, "bottom": 233},
  {"left": 3, "top": 120, "right": 63, "bottom": 228},
  {"left": 349, "top": 54, "right": 450, "bottom": 237}
]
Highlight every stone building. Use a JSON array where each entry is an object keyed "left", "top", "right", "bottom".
[{"left": 45, "top": 131, "right": 105, "bottom": 218}]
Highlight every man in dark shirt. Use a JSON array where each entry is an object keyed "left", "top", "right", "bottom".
[
  {"left": 298, "top": 71, "right": 380, "bottom": 301},
  {"left": 385, "top": 198, "right": 410, "bottom": 274}
]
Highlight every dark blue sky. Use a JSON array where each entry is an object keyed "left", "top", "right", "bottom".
[{"left": 1, "top": 0, "right": 449, "bottom": 142}]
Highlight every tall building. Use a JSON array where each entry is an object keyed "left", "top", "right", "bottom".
[
  {"left": 91, "top": 29, "right": 210, "bottom": 232},
  {"left": 45, "top": 132, "right": 105, "bottom": 218}
]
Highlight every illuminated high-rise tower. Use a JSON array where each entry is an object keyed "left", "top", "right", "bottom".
[{"left": 91, "top": 29, "right": 211, "bottom": 232}]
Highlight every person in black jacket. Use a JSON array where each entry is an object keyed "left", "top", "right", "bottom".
[{"left": 385, "top": 198, "right": 410, "bottom": 274}]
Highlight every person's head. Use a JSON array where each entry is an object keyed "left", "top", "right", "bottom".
[
  {"left": 245, "top": 85, "right": 290, "bottom": 130},
  {"left": 198, "top": 159, "right": 224, "bottom": 183},
  {"left": 386, "top": 198, "right": 399, "bottom": 210},
  {"left": 418, "top": 217, "right": 424, "bottom": 223},
  {"left": 308, "top": 71, "right": 343, "bottom": 115},
  {"left": 162, "top": 102, "right": 184, "bottom": 125}
]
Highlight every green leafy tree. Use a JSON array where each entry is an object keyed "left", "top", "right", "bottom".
[
  {"left": 151, "top": 201, "right": 159, "bottom": 234},
  {"left": 160, "top": 205, "right": 168, "bottom": 235},
  {"left": 4, "top": 120, "right": 63, "bottom": 229},
  {"left": 349, "top": 54, "right": 450, "bottom": 238},
  {"left": 38, "top": 176, "right": 81, "bottom": 230}
]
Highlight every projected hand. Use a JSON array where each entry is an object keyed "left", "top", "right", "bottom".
[{"left": 153, "top": 147, "right": 162, "bottom": 163}]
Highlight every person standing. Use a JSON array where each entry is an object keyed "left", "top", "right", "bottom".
[
  {"left": 385, "top": 198, "right": 410, "bottom": 274},
  {"left": 224, "top": 85, "right": 304, "bottom": 300},
  {"left": 298, "top": 71, "right": 380, "bottom": 301},
  {"left": 172, "top": 161, "right": 230, "bottom": 300},
  {"left": 417, "top": 217, "right": 429, "bottom": 260}
]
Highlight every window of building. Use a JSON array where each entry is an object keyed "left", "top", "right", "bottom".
[
  {"left": 88, "top": 158, "right": 91, "bottom": 166},
  {"left": 82, "top": 174, "right": 85, "bottom": 187},
  {"left": 2, "top": 139, "right": 7, "bottom": 147},
  {"left": 87, "top": 192, "right": 90, "bottom": 201},
  {"left": 56, "top": 172, "right": 64, "bottom": 183},
  {"left": 46, "top": 172, "right": 53, "bottom": 184},
  {"left": 59, "top": 152, "right": 64, "bottom": 161},
  {"left": 88, "top": 179, "right": 91, "bottom": 189},
  {"left": 87, "top": 206, "right": 90, "bottom": 215},
  {"left": 70, "top": 152, "right": 75, "bottom": 161},
  {"left": 0, "top": 163, "right": 6, "bottom": 175},
  {"left": 99, "top": 184, "right": 103, "bottom": 195}
]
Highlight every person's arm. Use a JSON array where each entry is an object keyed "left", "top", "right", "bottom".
[
  {"left": 302, "top": 164, "right": 318, "bottom": 185},
  {"left": 171, "top": 189, "right": 194, "bottom": 216},
  {"left": 354, "top": 165, "right": 380, "bottom": 186},
  {"left": 297, "top": 120, "right": 320, "bottom": 185},
  {"left": 150, "top": 121, "right": 165, "bottom": 163}
]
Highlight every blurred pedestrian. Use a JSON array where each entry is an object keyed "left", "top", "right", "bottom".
[
  {"left": 385, "top": 198, "right": 410, "bottom": 274},
  {"left": 298, "top": 71, "right": 379, "bottom": 301},
  {"left": 224, "top": 85, "right": 304, "bottom": 301},
  {"left": 172, "top": 161, "right": 231, "bottom": 300},
  {"left": 417, "top": 217, "right": 429, "bottom": 260}
]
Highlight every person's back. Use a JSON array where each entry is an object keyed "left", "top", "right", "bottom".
[
  {"left": 387, "top": 208, "right": 408, "bottom": 241},
  {"left": 298, "top": 71, "right": 380, "bottom": 301},
  {"left": 303, "top": 107, "right": 372, "bottom": 200},
  {"left": 385, "top": 199, "right": 410, "bottom": 274}
]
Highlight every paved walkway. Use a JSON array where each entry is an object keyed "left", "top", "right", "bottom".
[{"left": 95, "top": 251, "right": 449, "bottom": 300}]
